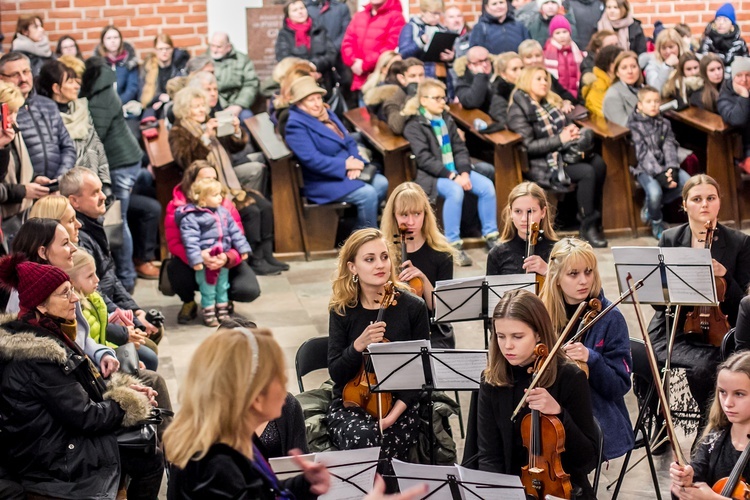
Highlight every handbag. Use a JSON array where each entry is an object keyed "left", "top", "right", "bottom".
[
  {"left": 326, "top": 68, "right": 349, "bottom": 119},
  {"left": 115, "top": 342, "right": 139, "bottom": 376},
  {"left": 158, "top": 257, "right": 175, "bottom": 296},
  {"left": 560, "top": 127, "right": 595, "bottom": 165},
  {"left": 116, "top": 408, "right": 173, "bottom": 454},
  {"left": 357, "top": 163, "right": 379, "bottom": 183},
  {"left": 103, "top": 200, "right": 124, "bottom": 250}
]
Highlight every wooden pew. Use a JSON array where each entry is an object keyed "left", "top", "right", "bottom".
[
  {"left": 448, "top": 103, "right": 525, "bottom": 223},
  {"left": 574, "top": 114, "right": 637, "bottom": 237},
  {"left": 666, "top": 107, "right": 741, "bottom": 227},
  {"left": 343, "top": 107, "right": 412, "bottom": 196},
  {"left": 244, "top": 114, "right": 306, "bottom": 258},
  {"left": 141, "top": 119, "right": 181, "bottom": 260}
]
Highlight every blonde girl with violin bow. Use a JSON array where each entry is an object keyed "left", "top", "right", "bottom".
[
  {"left": 487, "top": 181, "right": 558, "bottom": 279},
  {"left": 477, "top": 289, "right": 599, "bottom": 499},
  {"left": 647, "top": 174, "right": 750, "bottom": 441},
  {"left": 326, "top": 228, "right": 431, "bottom": 466},
  {"left": 381, "top": 182, "right": 458, "bottom": 349},
  {"left": 670, "top": 351, "right": 750, "bottom": 500},
  {"left": 539, "top": 237, "right": 635, "bottom": 461}
]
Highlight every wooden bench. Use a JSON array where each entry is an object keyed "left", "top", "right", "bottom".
[
  {"left": 666, "top": 107, "right": 742, "bottom": 227},
  {"left": 448, "top": 103, "right": 525, "bottom": 223},
  {"left": 344, "top": 107, "right": 412, "bottom": 196},
  {"left": 141, "top": 119, "right": 181, "bottom": 260},
  {"left": 574, "top": 114, "right": 637, "bottom": 237},
  {"left": 246, "top": 113, "right": 349, "bottom": 260}
]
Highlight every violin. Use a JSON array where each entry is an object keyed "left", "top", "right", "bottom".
[
  {"left": 562, "top": 298, "right": 602, "bottom": 378},
  {"left": 525, "top": 210, "right": 545, "bottom": 292},
  {"left": 395, "top": 224, "right": 424, "bottom": 297},
  {"left": 342, "top": 282, "right": 398, "bottom": 422},
  {"left": 683, "top": 221, "right": 730, "bottom": 346},
  {"left": 520, "top": 343, "right": 573, "bottom": 500},
  {"left": 713, "top": 433, "right": 750, "bottom": 499}
]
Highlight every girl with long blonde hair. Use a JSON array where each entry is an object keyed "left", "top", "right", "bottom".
[
  {"left": 670, "top": 351, "right": 750, "bottom": 499},
  {"left": 381, "top": 182, "right": 456, "bottom": 347},
  {"left": 539, "top": 237, "right": 633, "bottom": 460},
  {"left": 488, "top": 181, "right": 557, "bottom": 277},
  {"left": 478, "top": 289, "right": 598, "bottom": 497},
  {"left": 327, "top": 228, "right": 430, "bottom": 464}
]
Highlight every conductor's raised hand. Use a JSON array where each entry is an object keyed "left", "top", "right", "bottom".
[
  {"left": 289, "top": 449, "right": 330, "bottom": 495},
  {"left": 354, "top": 321, "right": 386, "bottom": 352}
]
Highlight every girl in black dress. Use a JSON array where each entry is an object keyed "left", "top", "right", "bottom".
[
  {"left": 670, "top": 351, "right": 750, "bottom": 499},
  {"left": 326, "top": 228, "right": 431, "bottom": 462},
  {"left": 478, "top": 289, "right": 599, "bottom": 498},
  {"left": 487, "top": 181, "right": 558, "bottom": 277},
  {"left": 381, "top": 182, "right": 457, "bottom": 348}
]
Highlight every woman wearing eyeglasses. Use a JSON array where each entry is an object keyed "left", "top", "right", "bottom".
[{"left": 402, "top": 78, "right": 499, "bottom": 266}]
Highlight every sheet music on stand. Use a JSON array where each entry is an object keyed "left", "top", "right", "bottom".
[
  {"left": 432, "top": 274, "right": 538, "bottom": 323},
  {"left": 612, "top": 247, "right": 717, "bottom": 305},
  {"left": 391, "top": 459, "right": 526, "bottom": 500},
  {"left": 269, "top": 447, "right": 380, "bottom": 500}
]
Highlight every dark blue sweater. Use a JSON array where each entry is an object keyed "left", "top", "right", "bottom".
[{"left": 469, "top": 11, "right": 530, "bottom": 55}]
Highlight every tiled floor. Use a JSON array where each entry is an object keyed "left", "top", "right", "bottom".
[{"left": 139, "top": 235, "right": 698, "bottom": 499}]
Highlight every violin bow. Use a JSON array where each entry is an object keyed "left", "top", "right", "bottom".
[
  {"left": 511, "top": 302, "right": 588, "bottom": 421},
  {"left": 626, "top": 273, "right": 687, "bottom": 465}
]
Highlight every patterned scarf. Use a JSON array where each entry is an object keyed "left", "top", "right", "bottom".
[
  {"left": 420, "top": 107, "right": 455, "bottom": 173},
  {"left": 598, "top": 13, "right": 635, "bottom": 51},
  {"left": 523, "top": 90, "right": 567, "bottom": 167}
]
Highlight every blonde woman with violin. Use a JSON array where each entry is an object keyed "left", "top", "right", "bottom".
[
  {"left": 487, "top": 181, "right": 558, "bottom": 277},
  {"left": 540, "top": 237, "right": 634, "bottom": 460},
  {"left": 327, "top": 228, "right": 430, "bottom": 464},
  {"left": 648, "top": 174, "right": 750, "bottom": 439},
  {"left": 381, "top": 182, "right": 457, "bottom": 348},
  {"left": 670, "top": 351, "right": 750, "bottom": 500},
  {"left": 478, "top": 289, "right": 598, "bottom": 498}
]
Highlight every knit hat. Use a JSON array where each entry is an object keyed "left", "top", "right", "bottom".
[
  {"left": 732, "top": 56, "right": 750, "bottom": 75},
  {"left": 0, "top": 254, "right": 71, "bottom": 313},
  {"left": 549, "top": 15, "right": 572, "bottom": 36},
  {"left": 289, "top": 76, "right": 327, "bottom": 104},
  {"left": 716, "top": 3, "right": 736, "bottom": 24},
  {"left": 536, "top": 0, "right": 561, "bottom": 8}
]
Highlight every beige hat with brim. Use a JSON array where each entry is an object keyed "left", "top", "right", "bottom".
[{"left": 289, "top": 76, "right": 327, "bottom": 104}]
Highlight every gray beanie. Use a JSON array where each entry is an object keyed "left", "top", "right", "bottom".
[{"left": 732, "top": 56, "right": 750, "bottom": 76}]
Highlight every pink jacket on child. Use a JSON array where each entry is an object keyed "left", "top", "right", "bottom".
[{"left": 544, "top": 39, "right": 583, "bottom": 99}]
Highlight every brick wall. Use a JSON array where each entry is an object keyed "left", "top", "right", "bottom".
[
  {"left": 1, "top": 0, "right": 208, "bottom": 56},
  {"left": 408, "top": 0, "right": 750, "bottom": 41}
]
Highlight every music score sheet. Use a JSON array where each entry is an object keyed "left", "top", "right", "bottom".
[{"left": 433, "top": 274, "right": 537, "bottom": 323}]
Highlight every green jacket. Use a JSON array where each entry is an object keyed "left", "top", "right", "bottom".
[
  {"left": 210, "top": 47, "right": 260, "bottom": 109},
  {"left": 83, "top": 65, "right": 142, "bottom": 169},
  {"left": 82, "top": 291, "right": 117, "bottom": 349}
]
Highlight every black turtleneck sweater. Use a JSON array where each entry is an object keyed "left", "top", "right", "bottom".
[{"left": 486, "top": 234, "right": 555, "bottom": 276}]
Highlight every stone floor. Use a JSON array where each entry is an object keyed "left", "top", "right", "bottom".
[{"left": 138, "top": 234, "right": 696, "bottom": 499}]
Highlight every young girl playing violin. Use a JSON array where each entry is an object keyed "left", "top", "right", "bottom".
[
  {"left": 326, "top": 228, "right": 431, "bottom": 463},
  {"left": 381, "top": 182, "right": 457, "bottom": 349},
  {"left": 670, "top": 351, "right": 750, "bottom": 500},
  {"left": 648, "top": 174, "right": 750, "bottom": 436},
  {"left": 478, "top": 289, "right": 599, "bottom": 498},
  {"left": 487, "top": 181, "right": 558, "bottom": 277},
  {"left": 540, "top": 237, "right": 634, "bottom": 460}
]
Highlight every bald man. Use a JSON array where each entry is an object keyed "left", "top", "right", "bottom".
[
  {"left": 207, "top": 32, "right": 259, "bottom": 120},
  {"left": 455, "top": 46, "right": 494, "bottom": 111}
]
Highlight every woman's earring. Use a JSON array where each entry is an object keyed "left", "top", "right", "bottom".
[{"left": 352, "top": 274, "right": 359, "bottom": 283}]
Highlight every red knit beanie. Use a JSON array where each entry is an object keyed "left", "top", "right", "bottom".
[
  {"left": 549, "top": 15, "right": 572, "bottom": 36},
  {"left": 0, "top": 254, "right": 71, "bottom": 313}
]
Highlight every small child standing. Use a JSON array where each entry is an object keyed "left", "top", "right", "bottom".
[
  {"left": 543, "top": 15, "right": 583, "bottom": 98},
  {"left": 698, "top": 3, "right": 749, "bottom": 75},
  {"left": 626, "top": 86, "right": 691, "bottom": 239},
  {"left": 176, "top": 178, "right": 251, "bottom": 326}
]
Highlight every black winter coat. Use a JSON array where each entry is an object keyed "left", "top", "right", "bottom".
[
  {"left": 507, "top": 90, "right": 568, "bottom": 171},
  {"left": 168, "top": 442, "right": 315, "bottom": 500},
  {"left": 305, "top": 0, "right": 351, "bottom": 50},
  {"left": 77, "top": 212, "right": 140, "bottom": 312},
  {"left": 403, "top": 111, "right": 472, "bottom": 203},
  {"left": 0, "top": 316, "right": 150, "bottom": 499},
  {"left": 718, "top": 78, "right": 750, "bottom": 156},
  {"left": 15, "top": 93, "right": 76, "bottom": 179},
  {"left": 275, "top": 21, "right": 338, "bottom": 74}
]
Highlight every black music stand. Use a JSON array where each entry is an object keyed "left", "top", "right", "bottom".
[{"left": 366, "top": 342, "right": 487, "bottom": 465}]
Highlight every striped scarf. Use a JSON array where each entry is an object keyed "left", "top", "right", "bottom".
[{"left": 420, "top": 107, "right": 455, "bottom": 173}]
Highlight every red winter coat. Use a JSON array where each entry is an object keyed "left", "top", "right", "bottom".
[
  {"left": 340, "top": 0, "right": 405, "bottom": 91},
  {"left": 165, "top": 184, "right": 244, "bottom": 267},
  {"left": 543, "top": 39, "right": 583, "bottom": 99}
]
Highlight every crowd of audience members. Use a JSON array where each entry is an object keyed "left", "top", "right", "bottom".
[{"left": 1, "top": 0, "right": 750, "bottom": 496}]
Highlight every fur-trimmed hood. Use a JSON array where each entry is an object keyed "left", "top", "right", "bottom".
[
  {"left": 453, "top": 54, "right": 499, "bottom": 78},
  {"left": 364, "top": 83, "right": 401, "bottom": 106},
  {"left": 0, "top": 314, "right": 68, "bottom": 364}
]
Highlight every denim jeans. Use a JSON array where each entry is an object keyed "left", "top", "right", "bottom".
[
  {"left": 471, "top": 160, "right": 495, "bottom": 181},
  {"left": 336, "top": 173, "right": 389, "bottom": 228},
  {"left": 637, "top": 169, "right": 690, "bottom": 222},
  {"left": 110, "top": 163, "right": 141, "bottom": 290},
  {"left": 436, "top": 171, "right": 497, "bottom": 243}
]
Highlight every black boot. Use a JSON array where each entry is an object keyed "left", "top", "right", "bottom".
[
  {"left": 260, "top": 238, "right": 290, "bottom": 271},
  {"left": 249, "top": 245, "right": 282, "bottom": 276},
  {"left": 579, "top": 210, "right": 608, "bottom": 248}
]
